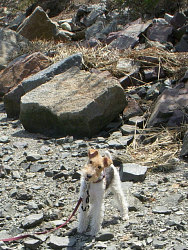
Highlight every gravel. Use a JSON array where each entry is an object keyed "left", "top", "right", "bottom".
[{"left": 0, "top": 102, "right": 187, "bottom": 249}]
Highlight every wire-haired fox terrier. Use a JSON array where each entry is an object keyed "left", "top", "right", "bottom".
[{"left": 77, "top": 149, "right": 129, "bottom": 236}]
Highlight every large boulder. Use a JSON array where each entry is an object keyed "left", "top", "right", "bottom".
[
  {"left": 0, "top": 52, "right": 50, "bottom": 99},
  {"left": 147, "top": 82, "right": 188, "bottom": 127},
  {"left": 17, "top": 6, "right": 58, "bottom": 41},
  {"left": 4, "top": 53, "right": 82, "bottom": 118},
  {"left": 19, "top": 67, "right": 126, "bottom": 138},
  {"left": 0, "top": 28, "right": 30, "bottom": 70}
]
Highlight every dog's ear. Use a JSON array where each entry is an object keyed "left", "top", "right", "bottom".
[
  {"left": 88, "top": 149, "right": 98, "bottom": 158},
  {"left": 103, "top": 157, "right": 112, "bottom": 167}
]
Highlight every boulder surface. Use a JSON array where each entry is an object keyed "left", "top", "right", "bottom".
[{"left": 20, "top": 67, "right": 126, "bottom": 137}]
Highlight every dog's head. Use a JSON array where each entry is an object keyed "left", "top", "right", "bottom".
[{"left": 82, "top": 149, "right": 112, "bottom": 183}]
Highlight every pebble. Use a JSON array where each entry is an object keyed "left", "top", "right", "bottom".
[
  {"left": 22, "top": 213, "right": 44, "bottom": 229},
  {"left": 119, "top": 163, "right": 147, "bottom": 182},
  {"left": 49, "top": 235, "right": 76, "bottom": 249}
]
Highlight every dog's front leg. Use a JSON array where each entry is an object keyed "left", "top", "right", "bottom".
[
  {"left": 89, "top": 186, "right": 105, "bottom": 236},
  {"left": 77, "top": 179, "right": 90, "bottom": 233},
  {"left": 77, "top": 205, "right": 89, "bottom": 233}
]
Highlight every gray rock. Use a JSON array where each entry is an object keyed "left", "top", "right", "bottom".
[
  {"left": 0, "top": 136, "right": 10, "bottom": 143},
  {"left": 30, "top": 164, "right": 45, "bottom": 172},
  {"left": 123, "top": 98, "right": 143, "bottom": 121},
  {"left": 53, "top": 171, "right": 69, "bottom": 180},
  {"left": 173, "top": 244, "right": 188, "bottom": 250},
  {"left": 0, "top": 240, "right": 9, "bottom": 250},
  {"left": 163, "top": 194, "right": 184, "bottom": 207},
  {"left": 4, "top": 53, "right": 82, "bottom": 118},
  {"left": 164, "top": 13, "right": 173, "bottom": 24},
  {"left": 13, "top": 141, "right": 28, "bottom": 149},
  {"left": 143, "top": 67, "right": 165, "bottom": 82},
  {"left": 84, "top": 8, "right": 105, "bottom": 27},
  {"left": 17, "top": 6, "right": 58, "bottom": 41},
  {"left": 85, "top": 21, "right": 105, "bottom": 40},
  {"left": 119, "top": 163, "right": 147, "bottom": 182},
  {"left": 8, "top": 12, "right": 26, "bottom": 31},
  {"left": 147, "top": 82, "right": 188, "bottom": 127},
  {"left": 24, "top": 238, "right": 41, "bottom": 249},
  {"left": 152, "top": 238, "right": 166, "bottom": 249},
  {"left": 0, "top": 230, "right": 11, "bottom": 241},
  {"left": 175, "top": 32, "right": 188, "bottom": 52},
  {"left": 128, "top": 116, "right": 145, "bottom": 128},
  {"left": 180, "top": 131, "right": 188, "bottom": 158},
  {"left": 152, "top": 206, "right": 171, "bottom": 215},
  {"left": 128, "top": 193, "right": 143, "bottom": 211},
  {"left": 26, "top": 153, "right": 42, "bottom": 162},
  {"left": 20, "top": 67, "right": 126, "bottom": 138},
  {"left": 153, "top": 18, "right": 168, "bottom": 25},
  {"left": 27, "top": 201, "right": 38, "bottom": 210},
  {"left": 120, "top": 124, "right": 137, "bottom": 135},
  {"left": 96, "top": 231, "right": 114, "bottom": 241},
  {"left": 0, "top": 28, "right": 30, "bottom": 71},
  {"left": 108, "top": 21, "right": 151, "bottom": 50},
  {"left": 108, "top": 136, "right": 133, "bottom": 149},
  {"left": 11, "top": 171, "right": 21, "bottom": 179},
  {"left": 22, "top": 213, "right": 43, "bottom": 229},
  {"left": 16, "top": 191, "right": 33, "bottom": 201},
  {"left": 146, "top": 23, "right": 173, "bottom": 43},
  {"left": 49, "top": 235, "right": 76, "bottom": 249},
  {"left": 170, "top": 12, "right": 186, "bottom": 29}
]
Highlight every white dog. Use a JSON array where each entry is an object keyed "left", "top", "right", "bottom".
[{"left": 77, "top": 149, "right": 129, "bottom": 236}]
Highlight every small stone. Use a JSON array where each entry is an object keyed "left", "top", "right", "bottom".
[
  {"left": 24, "top": 238, "right": 41, "bottom": 249},
  {"left": 173, "top": 244, "right": 188, "bottom": 250},
  {"left": 152, "top": 238, "right": 166, "bottom": 249},
  {"left": 11, "top": 171, "right": 21, "bottom": 179},
  {"left": 26, "top": 153, "right": 42, "bottom": 162},
  {"left": 0, "top": 230, "right": 11, "bottom": 241},
  {"left": 53, "top": 171, "right": 69, "bottom": 180},
  {"left": 120, "top": 124, "right": 137, "bottom": 135},
  {"left": 152, "top": 206, "right": 171, "bottom": 215},
  {"left": 128, "top": 116, "right": 145, "bottom": 128},
  {"left": 27, "top": 201, "right": 38, "bottom": 210},
  {"left": 30, "top": 164, "right": 45, "bottom": 172},
  {"left": 119, "top": 163, "right": 147, "bottom": 182},
  {"left": 13, "top": 141, "right": 28, "bottom": 149},
  {"left": 49, "top": 235, "right": 76, "bottom": 249},
  {"left": 45, "top": 171, "right": 54, "bottom": 177},
  {"left": 107, "top": 140, "right": 125, "bottom": 149},
  {"left": 22, "top": 213, "right": 44, "bottom": 229},
  {"left": 0, "top": 136, "right": 10, "bottom": 143},
  {"left": 96, "top": 231, "right": 114, "bottom": 241},
  {"left": 16, "top": 191, "right": 33, "bottom": 201}
]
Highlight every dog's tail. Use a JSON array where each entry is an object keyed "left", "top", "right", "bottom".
[{"left": 105, "top": 150, "right": 112, "bottom": 160}]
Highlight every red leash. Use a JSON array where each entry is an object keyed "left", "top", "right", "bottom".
[{"left": 1, "top": 197, "right": 82, "bottom": 242}]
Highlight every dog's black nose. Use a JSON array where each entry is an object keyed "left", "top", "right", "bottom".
[{"left": 87, "top": 174, "right": 92, "bottom": 179}]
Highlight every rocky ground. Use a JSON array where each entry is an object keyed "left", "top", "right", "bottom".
[{"left": 0, "top": 101, "right": 188, "bottom": 250}]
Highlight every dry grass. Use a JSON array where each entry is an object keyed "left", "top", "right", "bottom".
[
  {"left": 48, "top": 43, "right": 188, "bottom": 81},
  {"left": 20, "top": 40, "right": 188, "bottom": 86},
  {"left": 125, "top": 125, "right": 187, "bottom": 171},
  {"left": 127, "top": 47, "right": 188, "bottom": 80}
]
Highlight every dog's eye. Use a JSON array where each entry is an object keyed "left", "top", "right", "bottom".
[
  {"left": 98, "top": 166, "right": 102, "bottom": 169},
  {"left": 89, "top": 160, "right": 92, "bottom": 164}
]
